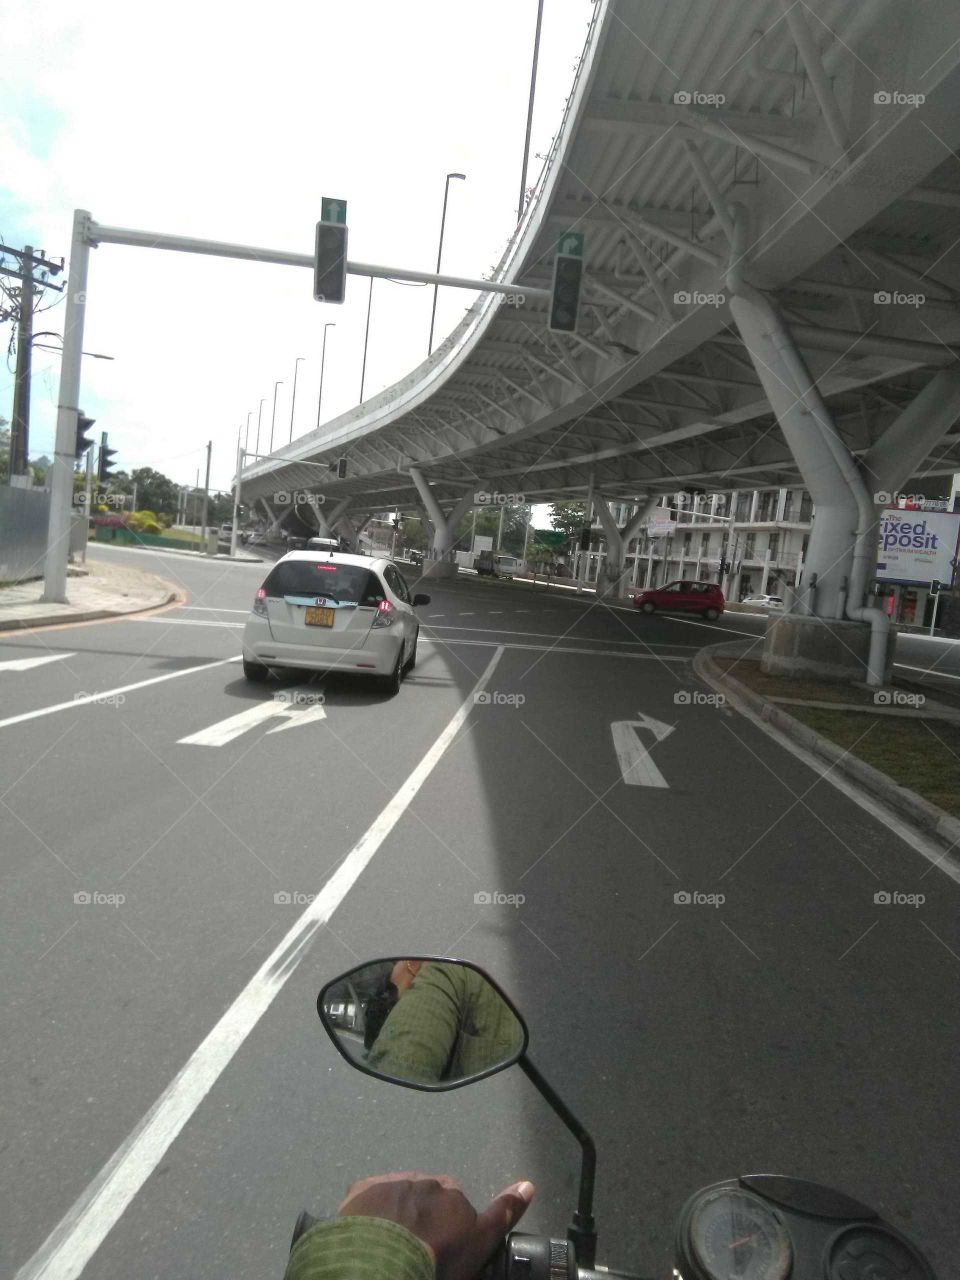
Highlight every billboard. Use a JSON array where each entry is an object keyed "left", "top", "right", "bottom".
[{"left": 876, "top": 509, "right": 960, "bottom": 585}]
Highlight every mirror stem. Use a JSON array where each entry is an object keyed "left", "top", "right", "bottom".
[{"left": 519, "top": 1055, "right": 597, "bottom": 1268}]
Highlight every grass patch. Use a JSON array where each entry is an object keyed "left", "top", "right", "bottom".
[
  {"left": 788, "top": 708, "right": 960, "bottom": 818},
  {"left": 715, "top": 658, "right": 960, "bottom": 817},
  {"left": 160, "top": 528, "right": 203, "bottom": 545}
]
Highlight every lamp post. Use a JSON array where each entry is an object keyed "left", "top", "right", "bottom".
[
  {"left": 289, "top": 356, "right": 305, "bottom": 444},
  {"left": 428, "top": 172, "right": 466, "bottom": 355},
  {"left": 317, "top": 323, "right": 335, "bottom": 429},
  {"left": 255, "top": 398, "right": 266, "bottom": 454},
  {"left": 360, "top": 278, "right": 374, "bottom": 403},
  {"left": 269, "top": 380, "right": 283, "bottom": 452},
  {"left": 244, "top": 410, "right": 252, "bottom": 452},
  {"left": 518, "top": 0, "right": 546, "bottom": 223}
]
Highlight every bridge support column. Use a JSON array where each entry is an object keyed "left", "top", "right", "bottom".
[
  {"left": 409, "top": 468, "right": 479, "bottom": 577},
  {"left": 727, "top": 209, "right": 891, "bottom": 682},
  {"left": 594, "top": 498, "right": 660, "bottom": 599},
  {"left": 727, "top": 209, "right": 960, "bottom": 681}
]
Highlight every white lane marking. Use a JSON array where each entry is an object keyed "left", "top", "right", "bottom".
[
  {"left": 181, "top": 606, "right": 250, "bottom": 614},
  {"left": 459, "top": 612, "right": 476, "bottom": 616},
  {"left": 178, "top": 700, "right": 327, "bottom": 746},
  {"left": 425, "top": 622, "right": 698, "bottom": 648},
  {"left": 131, "top": 617, "right": 244, "bottom": 629},
  {"left": 0, "top": 657, "right": 241, "bottom": 732},
  {"left": 895, "top": 663, "right": 960, "bottom": 683},
  {"left": 611, "top": 713, "right": 675, "bottom": 788},
  {"left": 14, "top": 646, "right": 506, "bottom": 1280},
  {"left": 419, "top": 638, "right": 688, "bottom": 660},
  {"left": 0, "top": 652, "right": 76, "bottom": 673}
]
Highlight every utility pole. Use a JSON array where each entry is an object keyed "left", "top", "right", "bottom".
[
  {"left": 3, "top": 242, "right": 64, "bottom": 484},
  {"left": 9, "top": 247, "right": 34, "bottom": 478},
  {"left": 200, "top": 440, "right": 212, "bottom": 555},
  {"left": 131, "top": 481, "right": 138, "bottom": 512},
  {"left": 577, "top": 474, "right": 595, "bottom": 595},
  {"left": 496, "top": 504, "right": 505, "bottom": 551}
]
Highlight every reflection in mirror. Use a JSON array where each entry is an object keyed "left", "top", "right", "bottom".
[{"left": 318, "top": 958, "right": 527, "bottom": 1090}]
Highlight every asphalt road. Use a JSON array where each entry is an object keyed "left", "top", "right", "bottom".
[{"left": 2, "top": 545, "right": 959, "bottom": 1279}]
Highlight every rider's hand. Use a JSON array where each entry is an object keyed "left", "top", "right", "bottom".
[{"left": 338, "top": 1171, "right": 534, "bottom": 1280}]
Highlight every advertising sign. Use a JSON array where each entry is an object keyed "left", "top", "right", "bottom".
[
  {"left": 645, "top": 516, "right": 676, "bottom": 539},
  {"left": 876, "top": 509, "right": 960, "bottom": 585}
]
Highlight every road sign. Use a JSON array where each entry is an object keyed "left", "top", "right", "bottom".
[
  {"left": 611, "top": 712, "right": 675, "bottom": 788},
  {"left": 321, "top": 197, "right": 347, "bottom": 225},
  {"left": 549, "top": 232, "right": 585, "bottom": 334}
]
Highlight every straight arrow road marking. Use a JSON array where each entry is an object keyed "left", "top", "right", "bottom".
[
  {"left": 178, "top": 700, "right": 327, "bottom": 747},
  {"left": 611, "top": 712, "right": 676, "bottom": 788},
  {"left": 0, "top": 652, "right": 75, "bottom": 673}
]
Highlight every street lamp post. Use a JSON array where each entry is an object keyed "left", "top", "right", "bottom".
[
  {"left": 317, "top": 323, "right": 335, "bottom": 429},
  {"left": 255, "top": 398, "right": 266, "bottom": 455},
  {"left": 360, "top": 279, "right": 374, "bottom": 403},
  {"left": 269, "top": 380, "right": 283, "bottom": 453},
  {"left": 428, "top": 172, "right": 466, "bottom": 355},
  {"left": 289, "top": 356, "right": 305, "bottom": 444},
  {"left": 244, "top": 411, "right": 252, "bottom": 452}
]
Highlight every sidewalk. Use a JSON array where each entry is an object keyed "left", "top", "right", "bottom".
[{"left": 0, "top": 558, "right": 181, "bottom": 631}]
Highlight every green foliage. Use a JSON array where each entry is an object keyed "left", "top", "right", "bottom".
[
  {"left": 129, "top": 467, "right": 180, "bottom": 515},
  {"left": 549, "top": 502, "right": 586, "bottom": 539}
]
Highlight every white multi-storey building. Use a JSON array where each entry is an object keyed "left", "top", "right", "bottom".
[{"left": 579, "top": 486, "right": 812, "bottom": 601}]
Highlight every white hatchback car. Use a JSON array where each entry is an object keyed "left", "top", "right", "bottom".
[{"left": 242, "top": 552, "right": 430, "bottom": 694}]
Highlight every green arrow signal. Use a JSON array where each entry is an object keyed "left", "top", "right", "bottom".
[
  {"left": 558, "top": 231, "right": 584, "bottom": 258},
  {"left": 321, "top": 197, "right": 347, "bottom": 225}
]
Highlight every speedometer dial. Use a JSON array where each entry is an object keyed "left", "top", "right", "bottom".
[{"left": 688, "top": 1187, "right": 792, "bottom": 1280}]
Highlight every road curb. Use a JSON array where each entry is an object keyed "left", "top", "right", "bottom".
[
  {"left": 0, "top": 586, "right": 182, "bottom": 633},
  {"left": 694, "top": 643, "right": 960, "bottom": 864}
]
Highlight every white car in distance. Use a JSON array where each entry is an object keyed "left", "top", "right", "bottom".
[
  {"left": 741, "top": 594, "right": 785, "bottom": 610},
  {"left": 242, "top": 552, "right": 430, "bottom": 694}
]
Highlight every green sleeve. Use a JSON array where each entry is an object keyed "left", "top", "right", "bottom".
[
  {"left": 366, "top": 962, "right": 464, "bottom": 1083},
  {"left": 284, "top": 1216, "right": 434, "bottom": 1280}
]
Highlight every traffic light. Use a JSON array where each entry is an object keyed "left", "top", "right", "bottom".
[
  {"left": 336, "top": 457, "right": 347, "bottom": 479},
  {"left": 579, "top": 526, "right": 591, "bottom": 551},
  {"left": 75, "top": 412, "right": 96, "bottom": 460},
  {"left": 549, "top": 254, "right": 584, "bottom": 334},
  {"left": 314, "top": 222, "right": 348, "bottom": 304},
  {"left": 98, "top": 432, "right": 118, "bottom": 485},
  {"left": 930, "top": 580, "right": 943, "bottom": 596}
]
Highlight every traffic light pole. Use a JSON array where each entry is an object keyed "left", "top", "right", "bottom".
[
  {"left": 42, "top": 210, "right": 91, "bottom": 603},
  {"left": 42, "top": 209, "right": 557, "bottom": 603},
  {"left": 81, "top": 445, "right": 94, "bottom": 564}
]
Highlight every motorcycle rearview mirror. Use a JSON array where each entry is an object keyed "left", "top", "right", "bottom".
[{"left": 317, "top": 956, "right": 598, "bottom": 1267}]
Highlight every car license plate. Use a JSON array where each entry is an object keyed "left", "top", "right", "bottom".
[{"left": 304, "top": 606, "right": 334, "bottom": 627}]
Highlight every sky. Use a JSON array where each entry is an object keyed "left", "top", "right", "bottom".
[{"left": 1, "top": 0, "right": 594, "bottom": 498}]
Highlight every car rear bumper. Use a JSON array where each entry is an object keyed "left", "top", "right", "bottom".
[{"left": 242, "top": 622, "right": 401, "bottom": 675}]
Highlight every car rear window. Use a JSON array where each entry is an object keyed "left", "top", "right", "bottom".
[{"left": 262, "top": 561, "right": 385, "bottom": 605}]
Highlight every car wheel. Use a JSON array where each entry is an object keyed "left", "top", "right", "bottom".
[
  {"left": 640, "top": 601, "right": 656, "bottom": 614},
  {"left": 243, "top": 657, "right": 270, "bottom": 682},
  {"left": 403, "top": 629, "right": 418, "bottom": 673},
  {"left": 381, "top": 646, "right": 404, "bottom": 696},
  {"left": 704, "top": 607, "right": 721, "bottom": 621}
]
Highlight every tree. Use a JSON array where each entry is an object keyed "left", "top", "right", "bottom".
[
  {"left": 128, "top": 467, "right": 180, "bottom": 515},
  {"left": 549, "top": 501, "right": 586, "bottom": 539}
]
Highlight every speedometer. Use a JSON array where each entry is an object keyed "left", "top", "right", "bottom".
[{"left": 684, "top": 1187, "right": 792, "bottom": 1280}]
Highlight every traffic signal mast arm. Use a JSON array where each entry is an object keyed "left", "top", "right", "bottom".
[{"left": 86, "top": 219, "right": 553, "bottom": 302}]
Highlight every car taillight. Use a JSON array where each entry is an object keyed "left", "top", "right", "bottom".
[
  {"left": 253, "top": 587, "right": 268, "bottom": 616},
  {"left": 372, "top": 599, "right": 394, "bottom": 628}
]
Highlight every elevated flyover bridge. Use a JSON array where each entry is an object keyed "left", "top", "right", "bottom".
[{"left": 240, "top": 0, "right": 960, "bottom": 683}]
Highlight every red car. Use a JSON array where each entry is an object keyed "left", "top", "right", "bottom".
[{"left": 632, "top": 579, "right": 725, "bottom": 620}]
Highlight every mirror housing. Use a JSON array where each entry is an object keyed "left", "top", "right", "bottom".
[
  {"left": 412, "top": 593, "right": 431, "bottom": 607},
  {"left": 317, "top": 956, "right": 527, "bottom": 1092}
]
